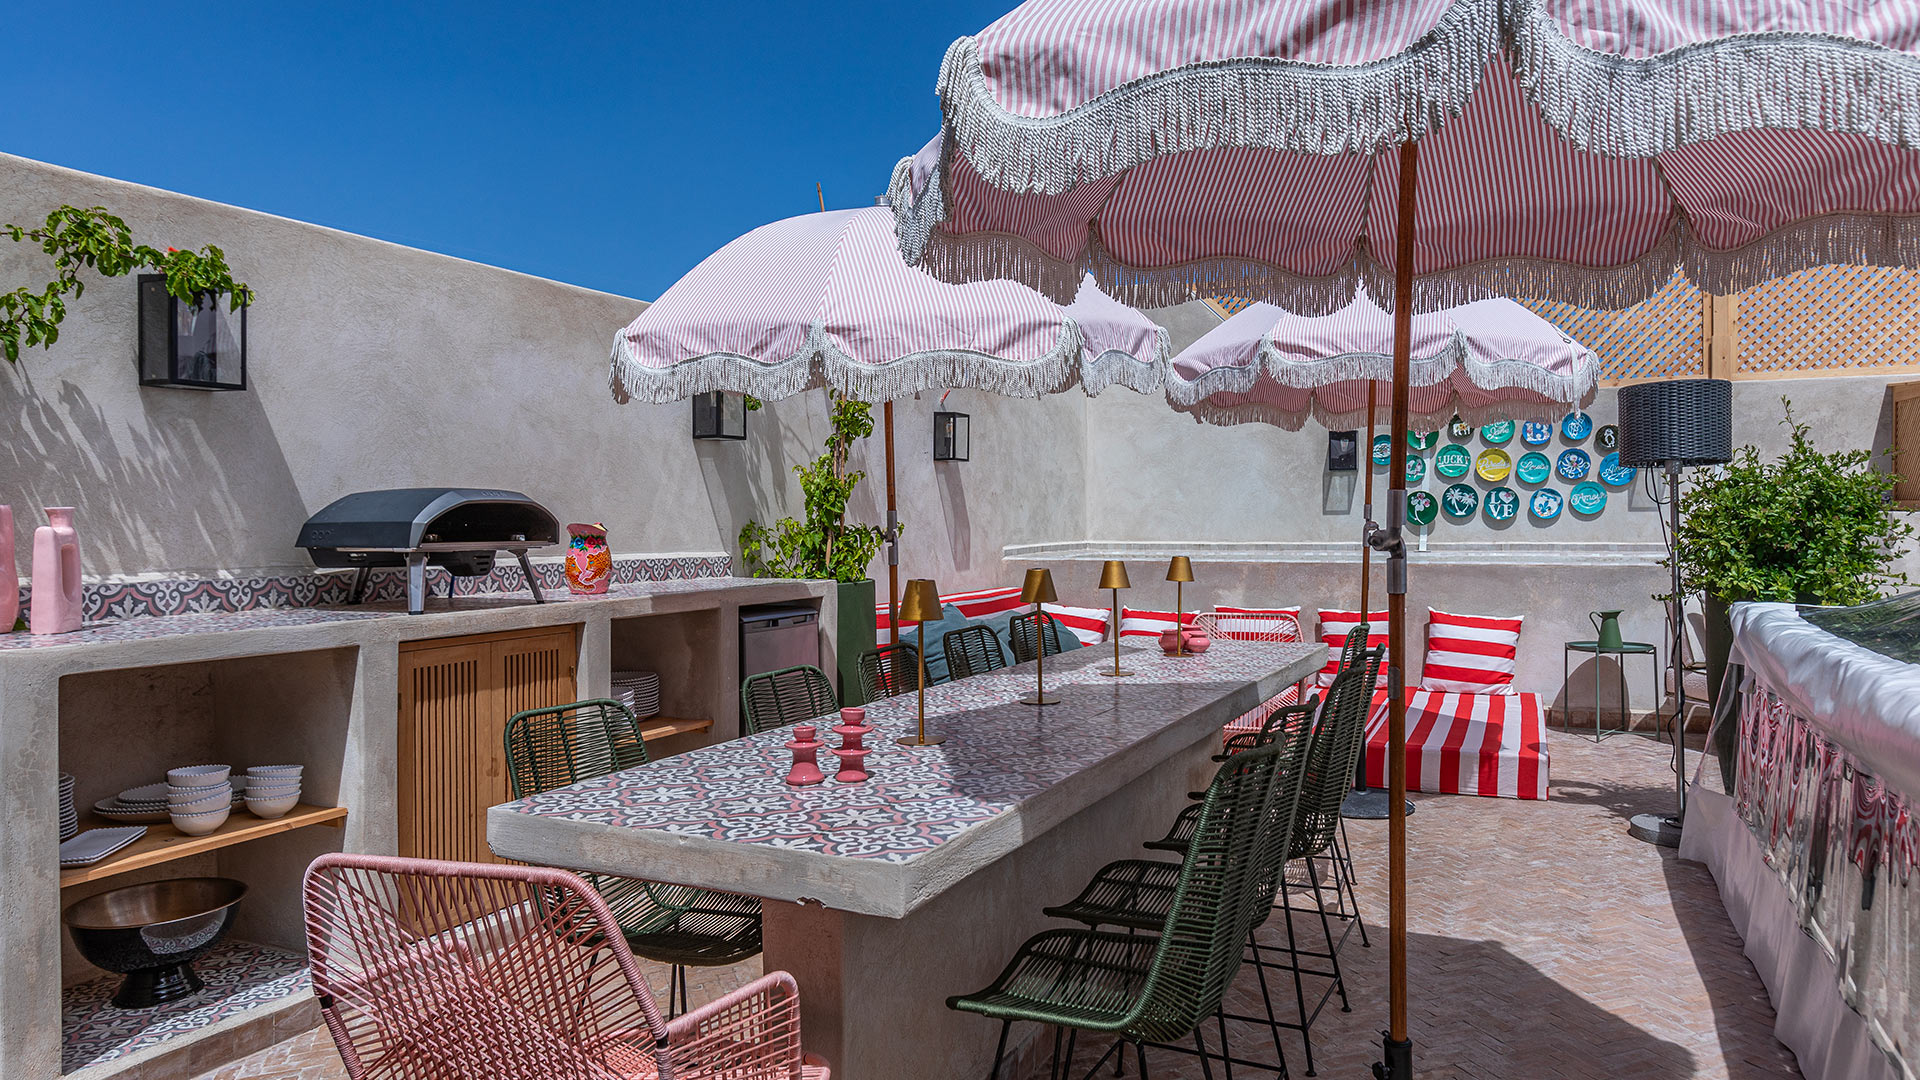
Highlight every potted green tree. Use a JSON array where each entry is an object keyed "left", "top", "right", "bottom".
[
  {"left": 739, "top": 393, "right": 893, "bottom": 704},
  {"left": 1670, "top": 399, "right": 1913, "bottom": 783}
]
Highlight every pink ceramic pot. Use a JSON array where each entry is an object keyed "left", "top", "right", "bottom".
[
  {"left": 0, "top": 505, "right": 16, "bottom": 632},
  {"left": 1159, "top": 627, "right": 1212, "bottom": 655},
  {"left": 29, "top": 507, "right": 82, "bottom": 635}
]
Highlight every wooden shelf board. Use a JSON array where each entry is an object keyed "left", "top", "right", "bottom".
[
  {"left": 60, "top": 804, "right": 348, "bottom": 888},
  {"left": 639, "top": 716, "right": 711, "bottom": 742}
]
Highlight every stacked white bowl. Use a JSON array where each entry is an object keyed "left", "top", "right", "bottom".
[
  {"left": 58, "top": 773, "right": 77, "bottom": 842},
  {"left": 243, "top": 765, "right": 302, "bottom": 819},
  {"left": 167, "top": 765, "right": 232, "bottom": 836}
]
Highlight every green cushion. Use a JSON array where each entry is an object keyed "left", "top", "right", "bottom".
[
  {"left": 978, "top": 608, "right": 1087, "bottom": 659},
  {"left": 907, "top": 604, "right": 974, "bottom": 684}
]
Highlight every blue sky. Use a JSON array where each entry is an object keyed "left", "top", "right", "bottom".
[{"left": 0, "top": 2, "right": 1007, "bottom": 300}]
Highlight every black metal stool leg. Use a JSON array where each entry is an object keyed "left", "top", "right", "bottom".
[
  {"left": 988, "top": 1020, "right": 1011, "bottom": 1080},
  {"left": 1194, "top": 1025, "right": 1216, "bottom": 1080},
  {"left": 1280, "top": 873, "right": 1317, "bottom": 1076},
  {"left": 1307, "top": 858, "right": 1351, "bottom": 1013},
  {"left": 1247, "top": 930, "right": 1290, "bottom": 1074}
]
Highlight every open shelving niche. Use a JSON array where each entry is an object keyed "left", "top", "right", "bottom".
[
  {"left": 56, "top": 646, "right": 355, "bottom": 1078},
  {"left": 610, "top": 608, "right": 729, "bottom": 757}
]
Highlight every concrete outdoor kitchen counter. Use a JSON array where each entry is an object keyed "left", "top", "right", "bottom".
[{"left": 488, "top": 639, "right": 1324, "bottom": 1080}]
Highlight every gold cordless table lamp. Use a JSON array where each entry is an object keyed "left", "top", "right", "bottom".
[
  {"left": 1166, "top": 556, "right": 1195, "bottom": 656},
  {"left": 895, "top": 578, "right": 947, "bottom": 746},
  {"left": 1097, "top": 560, "right": 1132, "bottom": 677},
  {"left": 1019, "top": 568, "right": 1061, "bottom": 706}
]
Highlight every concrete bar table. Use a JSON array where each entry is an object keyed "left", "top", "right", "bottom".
[{"left": 489, "top": 639, "right": 1322, "bottom": 1080}]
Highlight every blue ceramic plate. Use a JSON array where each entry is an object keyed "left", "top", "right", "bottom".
[
  {"left": 1405, "top": 455, "right": 1427, "bottom": 484},
  {"left": 1598, "top": 452, "right": 1636, "bottom": 487},
  {"left": 1484, "top": 486, "right": 1520, "bottom": 522},
  {"left": 1530, "top": 488, "right": 1564, "bottom": 521},
  {"left": 1441, "top": 483, "right": 1479, "bottom": 518},
  {"left": 1520, "top": 420, "right": 1553, "bottom": 446},
  {"left": 1406, "top": 490, "right": 1438, "bottom": 527},
  {"left": 1561, "top": 411, "right": 1593, "bottom": 441},
  {"left": 1555, "top": 447, "right": 1591, "bottom": 481},
  {"left": 1407, "top": 429, "right": 1438, "bottom": 450},
  {"left": 1372, "top": 434, "right": 1392, "bottom": 466},
  {"left": 1515, "top": 451, "right": 1551, "bottom": 485},
  {"left": 1480, "top": 419, "right": 1515, "bottom": 445},
  {"left": 1434, "top": 444, "right": 1472, "bottom": 478},
  {"left": 1569, "top": 480, "right": 1607, "bottom": 515}
]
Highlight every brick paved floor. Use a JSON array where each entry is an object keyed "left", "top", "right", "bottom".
[{"left": 193, "top": 731, "right": 1799, "bottom": 1080}]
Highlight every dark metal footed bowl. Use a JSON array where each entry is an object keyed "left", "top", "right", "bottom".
[{"left": 62, "top": 877, "right": 248, "bottom": 1008}]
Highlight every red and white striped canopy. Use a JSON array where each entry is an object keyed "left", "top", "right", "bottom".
[
  {"left": 609, "top": 206, "right": 1167, "bottom": 405},
  {"left": 892, "top": 0, "right": 1920, "bottom": 311},
  {"left": 1168, "top": 293, "right": 1598, "bottom": 430}
]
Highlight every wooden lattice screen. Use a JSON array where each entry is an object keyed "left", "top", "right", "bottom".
[
  {"left": 1736, "top": 266, "right": 1920, "bottom": 377},
  {"left": 1517, "top": 274, "right": 1706, "bottom": 385}
]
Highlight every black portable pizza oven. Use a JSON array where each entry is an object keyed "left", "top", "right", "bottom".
[{"left": 296, "top": 488, "right": 560, "bottom": 614}]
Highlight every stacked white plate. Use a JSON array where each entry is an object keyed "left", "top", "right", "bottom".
[
  {"left": 612, "top": 670, "right": 660, "bottom": 719},
  {"left": 58, "top": 773, "right": 77, "bottom": 842},
  {"left": 95, "top": 782, "right": 173, "bottom": 824},
  {"left": 60, "top": 826, "right": 147, "bottom": 868},
  {"left": 243, "top": 765, "right": 303, "bottom": 820}
]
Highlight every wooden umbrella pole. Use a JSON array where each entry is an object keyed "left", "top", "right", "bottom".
[
  {"left": 1361, "top": 381, "right": 1377, "bottom": 613},
  {"left": 885, "top": 400, "right": 899, "bottom": 639},
  {"left": 1381, "top": 138, "right": 1420, "bottom": 1080}
]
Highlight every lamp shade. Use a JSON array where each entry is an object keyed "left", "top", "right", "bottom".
[
  {"left": 1097, "top": 560, "right": 1131, "bottom": 590},
  {"left": 1617, "top": 379, "right": 1732, "bottom": 468},
  {"left": 1165, "top": 556, "right": 1195, "bottom": 583},
  {"left": 1020, "top": 567, "right": 1058, "bottom": 604},
  {"left": 899, "top": 578, "right": 943, "bottom": 623}
]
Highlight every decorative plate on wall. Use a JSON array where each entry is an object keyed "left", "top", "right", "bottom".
[
  {"left": 1515, "top": 451, "right": 1551, "bottom": 485},
  {"left": 1561, "top": 411, "right": 1593, "bottom": 441},
  {"left": 1569, "top": 481, "right": 1607, "bottom": 515},
  {"left": 1372, "top": 434, "right": 1392, "bottom": 466},
  {"left": 1530, "top": 488, "right": 1565, "bottom": 520},
  {"left": 1407, "top": 429, "right": 1438, "bottom": 450},
  {"left": 1480, "top": 420, "right": 1515, "bottom": 445},
  {"left": 1407, "top": 490, "right": 1438, "bottom": 527},
  {"left": 1596, "top": 424, "right": 1620, "bottom": 452},
  {"left": 1406, "top": 455, "right": 1427, "bottom": 484},
  {"left": 1434, "top": 444, "right": 1472, "bottom": 478},
  {"left": 1555, "top": 448, "right": 1592, "bottom": 481},
  {"left": 1449, "top": 415, "right": 1474, "bottom": 440},
  {"left": 1475, "top": 448, "right": 1512, "bottom": 481},
  {"left": 1520, "top": 420, "right": 1553, "bottom": 446},
  {"left": 1598, "top": 452, "right": 1638, "bottom": 487},
  {"left": 1484, "top": 486, "right": 1520, "bottom": 522},
  {"left": 1442, "top": 483, "right": 1479, "bottom": 518}
]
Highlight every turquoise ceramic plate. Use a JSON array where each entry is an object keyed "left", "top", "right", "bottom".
[
  {"left": 1405, "top": 455, "right": 1427, "bottom": 484},
  {"left": 1520, "top": 420, "right": 1552, "bottom": 446},
  {"left": 1480, "top": 419, "right": 1515, "bottom": 445},
  {"left": 1407, "top": 490, "right": 1438, "bottom": 527},
  {"left": 1448, "top": 415, "right": 1473, "bottom": 440},
  {"left": 1484, "top": 486, "right": 1520, "bottom": 522},
  {"left": 1407, "top": 429, "right": 1437, "bottom": 450},
  {"left": 1561, "top": 411, "right": 1593, "bottom": 441},
  {"left": 1441, "top": 483, "right": 1479, "bottom": 518},
  {"left": 1434, "top": 444, "right": 1472, "bottom": 478},
  {"left": 1372, "top": 434, "right": 1392, "bottom": 466},
  {"left": 1530, "top": 488, "right": 1564, "bottom": 520},
  {"left": 1569, "top": 480, "right": 1607, "bottom": 515},
  {"left": 1555, "top": 447, "right": 1591, "bottom": 481},
  {"left": 1515, "top": 451, "right": 1551, "bottom": 485},
  {"left": 1598, "top": 451, "right": 1637, "bottom": 487}
]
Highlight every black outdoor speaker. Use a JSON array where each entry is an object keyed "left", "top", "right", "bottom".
[{"left": 1617, "top": 379, "right": 1733, "bottom": 467}]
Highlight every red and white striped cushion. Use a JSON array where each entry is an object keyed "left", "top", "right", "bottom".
[
  {"left": 1364, "top": 690, "right": 1549, "bottom": 800},
  {"left": 1212, "top": 605, "right": 1301, "bottom": 641},
  {"left": 1119, "top": 608, "right": 1198, "bottom": 639},
  {"left": 1315, "top": 609, "right": 1388, "bottom": 688},
  {"left": 1042, "top": 603, "right": 1110, "bottom": 645},
  {"left": 1419, "top": 609, "right": 1523, "bottom": 694},
  {"left": 946, "top": 586, "right": 1025, "bottom": 618}
]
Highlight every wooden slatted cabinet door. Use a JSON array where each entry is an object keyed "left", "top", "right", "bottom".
[{"left": 397, "top": 640, "right": 492, "bottom": 862}]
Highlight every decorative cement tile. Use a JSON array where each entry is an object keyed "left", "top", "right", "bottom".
[{"left": 62, "top": 940, "right": 309, "bottom": 1074}]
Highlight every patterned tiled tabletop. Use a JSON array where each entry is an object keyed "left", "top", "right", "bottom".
[{"left": 490, "top": 639, "right": 1321, "bottom": 915}]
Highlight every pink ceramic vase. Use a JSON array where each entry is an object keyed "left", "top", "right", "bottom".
[
  {"left": 784, "top": 724, "right": 826, "bottom": 786},
  {"left": 1159, "top": 626, "right": 1212, "bottom": 655},
  {"left": 565, "top": 523, "right": 612, "bottom": 595},
  {"left": 29, "top": 507, "right": 82, "bottom": 635},
  {"left": 0, "top": 505, "right": 17, "bottom": 632},
  {"left": 833, "top": 707, "right": 873, "bottom": 783}
]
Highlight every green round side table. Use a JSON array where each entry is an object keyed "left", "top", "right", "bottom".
[{"left": 1563, "top": 639, "right": 1659, "bottom": 741}]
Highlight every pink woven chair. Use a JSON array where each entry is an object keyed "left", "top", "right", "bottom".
[
  {"left": 303, "top": 853, "right": 829, "bottom": 1079},
  {"left": 1194, "top": 612, "right": 1308, "bottom": 748}
]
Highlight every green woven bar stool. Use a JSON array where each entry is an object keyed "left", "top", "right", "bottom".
[
  {"left": 741, "top": 664, "right": 838, "bottom": 735},
  {"left": 949, "top": 739, "right": 1288, "bottom": 1080},
  {"left": 858, "top": 642, "right": 922, "bottom": 702},
  {"left": 503, "top": 699, "right": 763, "bottom": 1018},
  {"left": 943, "top": 624, "right": 1008, "bottom": 680},
  {"left": 1008, "top": 611, "right": 1066, "bottom": 663}
]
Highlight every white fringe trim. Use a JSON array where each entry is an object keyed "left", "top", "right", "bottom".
[
  {"left": 933, "top": 1, "right": 1501, "bottom": 194},
  {"left": 1509, "top": 0, "right": 1920, "bottom": 156},
  {"left": 1176, "top": 394, "right": 1584, "bottom": 434}
]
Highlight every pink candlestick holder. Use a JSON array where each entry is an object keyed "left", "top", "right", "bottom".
[
  {"left": 784, "top": 724, "right": 826, "bottom": 786},
  {"left": 832, "top": 707, "right": 873, "bottom": 783}
]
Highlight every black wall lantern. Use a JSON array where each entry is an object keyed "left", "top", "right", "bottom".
[
  {"left": 933, "top": 410, "right": 970, "bottom": 461},
  {"left": 691, "top": 390, "right": 748, "bottom": 440},
  {"left": 137, "top": 274, "right": 247, "bottom": 390},
  {"left": 1327, "top": 429, "right": 1359, "bottom": 471}
]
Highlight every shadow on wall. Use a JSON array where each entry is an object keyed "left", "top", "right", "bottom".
[
  {"left": 696, "top": 394, "right": 813, "bottom": 571},
  {"left": 2, "top": 364, "right": 308, "bottom": 579},
  {"left": 938, "top": 461, "right": 972, "bottom": 574}
]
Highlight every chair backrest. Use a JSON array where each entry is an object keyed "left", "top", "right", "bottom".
[
  {"left": 304, "top": 853, "right": 671, "bottom": 1079},
  {"left": 1246, "top": 702, "right": 1320, "bottom": 904},
  {"left": 1007, "top": 611, "right": 1065, "bottom": 663},
  {"left": 1293, "top": 631, "right": 1385, "bottom": 858},
  {"left": 858, "top": 642, "right": 921, "bottom": 702},
  {"left": 741, "top": 665, "right": 838, "bottom": 736},
  {"left": 1193, "top": 610, "right": 1302, "bottom": 644},
  {"left": 1122, "top": 740, "right": 1286, "bottom": 1043},
  {"left": 504, "top": 699, "right": 649, "bottom": 799},
  {"left": 942, "top": 624, "right": 1008, "bottom": 680}
]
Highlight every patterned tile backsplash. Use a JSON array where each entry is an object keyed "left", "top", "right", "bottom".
[{"left": 13, "top": 553, "right": 730, "bottom": 626}]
